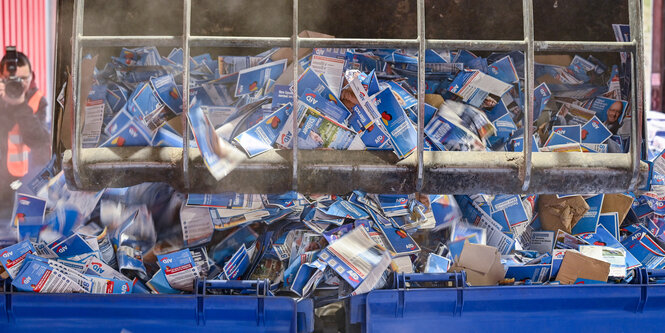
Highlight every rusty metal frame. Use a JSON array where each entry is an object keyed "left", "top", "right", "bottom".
[{"left": 65, "top": 0, "right": 647, "bottom": 194}]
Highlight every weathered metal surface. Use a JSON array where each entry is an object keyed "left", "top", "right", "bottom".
[{"left": 64, "top": 0, "right": 647, "bottom": 195}]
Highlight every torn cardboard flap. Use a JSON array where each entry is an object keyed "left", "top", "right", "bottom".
[
  {"left": 555, "top": 250, "right": 610, "bottom": 284},
  {"left": 449, "top": 241, "right": 505, "bottom": 286},
  {"left": 271, "top": 30, "right": 334, "bottom": 64},
  {"left": 425, "top": 94, "right": 445, "bottom": 109},
  {"left": 600, "top": 193, "right": 633, "bottom": 224},
  {"left": 537, "top": 195, "right": 589, "bottom": 234}
]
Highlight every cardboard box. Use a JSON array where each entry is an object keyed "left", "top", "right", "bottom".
[
  {"left": 555, "top": 250, "right": 610, "bottom": 284},
  {"left": 537, "top": 195, "right": 589, "bottom": 234},
  {"left": 600, "top": 193, "right": 633, "bottom": 224},
  {"left": 271, "top": 30, "right": 334, "bottom": 64},
  {"left": 449, "top": 241, "right": 505, "bottom": 286}
]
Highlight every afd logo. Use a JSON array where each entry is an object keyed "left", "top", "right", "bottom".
[
  {"left": 128, "top": 126, "right": 139, "bottom": 138},
  {"left": 489, "top": 65, "right": 499, "bottom": 75},
  {"left": 304, "top": 93, "right": 317, "bottom": 104},
  {"left": 161, "top": 257, "right": 173, "bottom": 264},
  {"left": 56, "top": 245, "right": 68, "bottom": 254},
  {"left": 121, "top": 283, "right": 129, "bottom": 293},
  {"left": 22, "top": 276, "right": 31, "bottom": 285},
  {"left": 18, "top": 196, "right": 30, "bottom": 205},
  {"left": 280, "top": 132, "right": 292, "bottom": 144},
  {"left": 347, "top": 271, "right": 360, "bottom": 283},
  {"left": 315, "top": 48, "right": 325, "bottom": 55},
  {"left": 1, "top": 250, "right": 12, "bottom": 258},
  {"left": 406, "top": 243, "right": 417, "bottom": 250},
  {"left": 90, "top": 262, "right": 104, "bottom": 273},
  {"left": 579, "top": 234, "right": 592, "bottom": 240},
  {"left": 398, "top": 198, "right": 408, "bottom": 205},
  {"left": 375, "top": 135, "right": 385, "bottom": 144}
]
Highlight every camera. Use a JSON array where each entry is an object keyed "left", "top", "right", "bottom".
[{"left": 2, "top": 46, "right": 26, "bottom": 99}]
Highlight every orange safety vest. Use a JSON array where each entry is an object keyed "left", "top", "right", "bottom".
[{"left": 7, "top": 90, "right": 43, "bottom": 178}]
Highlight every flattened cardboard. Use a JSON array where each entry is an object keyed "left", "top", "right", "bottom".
[
  {"left": 555, "top": 250, "right": 610, "bottom": 284},
  {"left": 425, "top": 94, "right": 445, "bottom": 109},
  {"left": 449, "top": 241, "right": 505, "bottom": 286},
  {"left": 600, "top": 193, "right": 633, "bottom": 223},
  {"left": 271, "top": 30, "right": 334, "bottom": 64},
  {"left": 535, "top": 55, "right": 573, "bottom": 67},
  {"left": 537, "top": 195, "right": 589, "bottom": 234}
]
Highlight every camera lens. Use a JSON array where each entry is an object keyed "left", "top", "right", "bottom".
[{"left": 5, "top": 80, "right": 23, "bottom": 99}]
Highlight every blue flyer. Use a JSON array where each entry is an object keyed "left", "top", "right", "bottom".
[
  {"left": 324, "top": 199, "right": 369, "bottom": 219},
  {"left": 188, "top": 101, "right": 246, "bottom": 180},
  {"left": 104, "top": 109, "right": 133, "bottom": 137},
  {"left": 584, "top": 97, "right": 628, "bottom": 135},
  {"left": 544, "top": 132, "right": 578, "bottom": 147},
  {"left": 581, "top": 116, "right": 612, "bottom": 144},
  {"left": 571, "top": 194, "right": 604, "bottom": 235},
  {"left": 234, "top": 103, "right": 293, "bottom": 157},
  {"left": 578, "top": 225, "right": 641, "bottom": 269},
  {"left": 0, "top": 240, "right": 36, "bottom": 278},
  {"left": 223, "top": 244, "right": 251, "bottom": 280},
  {"left": 297, "top": 67, "right": 345, "bottom": 105},
  {"left": 385, "top": 81, "right": 417, "bottom": 109},
  {"left": 374, "top": 88, "right": 417, "bottom": 159},
  {"left": 533, "top": 83, "right": 552, "bottom": 121},
  {"left": 362, "top": 70, "right": 381, "bottom": 96},
  {"left": 126, "top": 82, "right": 161, "bottom": 119},
  {"left": 551, "top": 125, "right": 581, "bottom": 143},
  {"left": 106, "top": 83, "right": 128, "bottom": 113},
  {"left": 424, "top": 254, "right": 452, "bottom": 273},
  {"left": 425, "top": 114, "right": 484, "bottom": 151},
  {"left": 598, "top": 212, "right": 620, "bottom": 239},
  {"left": 300, "top": 89, "right": 351, "bottom": 124},
  {"left": 157, "top": 249, "right": 199, "bottom": 291},
  {"left": 487, "top": 55, "right": 519, "bottom": 84},
  {"left": 271, "top": 85, "right": 293, "bottom": 110},
  {"left": 100, "top": 119, "right": 153, "bottom": 147},
  {"left": 505, "top": 264, "right": 550, "bottom": 283},
  {"left": 235, "top": 59, "right": 287, "bottom": 97},
  {"left": 12, "top": 194, "right": 46, "bottom": 236},
  {"left": 50, "top": 233, "right": 95, "bottom": 258}
]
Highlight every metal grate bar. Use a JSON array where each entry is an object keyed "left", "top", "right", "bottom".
[
  {"left": 66, "top": 1, "right": 647, "bottom": 196},
  {"left": 189, "top": 36, "right": 292, "bottom": 48},
  {"left": 299, "top": 37, "right": 418, "bottom": 49},
  {"left": 77, "top": 35, "right": 635, "bottom": 53},
  {"left": 71, "top": 0, "right": 85, "bottom": 190},
  {"left": 521, "top": 0, "right": 535, "bottom": 191},
  {"left": 629, "top": 0, "right": 644, "bottom": 190},
  {"left": 292, "top": 0, "right": 300, "bottom": 191},
  {"left": 181, "top": 0, "right": 192, "bottom": 190},
  {"left": 427, "top": 39, "right": 526, "bottom": 51},
  {"left": 533, "top": 40, "right": 636, "bottom": 52},
  {"left": 79, "top": 35, "right": 182, "bottom": 47},
  {"left": 416, "top": 0, "right": 425, "bottom": 192}
]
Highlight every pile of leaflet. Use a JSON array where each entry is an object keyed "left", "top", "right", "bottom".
[
  {"left": 75, "top": 26, "right": 633, "bottom": 182},
  {"left": 4, "top": 24, "right": 662, "bottom": 295},
  {"left": 4, "top": 163, "right": 665, "bottom": 294}
]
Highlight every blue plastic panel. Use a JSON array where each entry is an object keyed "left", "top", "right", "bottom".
[
  {"left": 0, "top": 293, "right": 301, "bottom": 332},
  {"left": 352, "top": 271, "right": 665, "bottom": 333}
]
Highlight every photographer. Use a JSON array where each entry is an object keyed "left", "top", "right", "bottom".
[{"left": 0, "top": 47, "right": 50, "bottom": 218}]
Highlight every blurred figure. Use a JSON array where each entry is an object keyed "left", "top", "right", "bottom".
[{"left": 0, "top": 47, "right": 50, "bottom": 218}]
